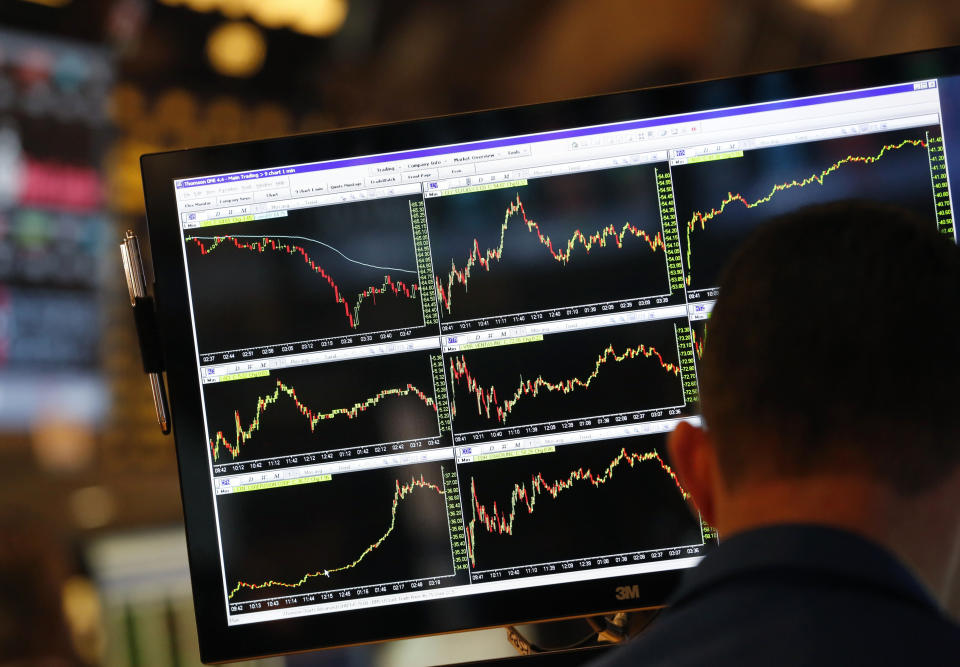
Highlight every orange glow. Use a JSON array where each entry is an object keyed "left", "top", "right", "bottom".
[
  {"left": 162, "top": 0, "right": 349, "bottom": 37},
  {"left": 206, "top": 21, "right": 267, "bottom": 78}
]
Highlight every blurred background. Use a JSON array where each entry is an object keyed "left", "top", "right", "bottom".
[{"left": 0, "top": 0, "right": 957, "bottom": 664}]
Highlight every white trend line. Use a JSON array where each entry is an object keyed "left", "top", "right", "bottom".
[{"left": 186, "top": 234, "right": 418, "bottom": 274}]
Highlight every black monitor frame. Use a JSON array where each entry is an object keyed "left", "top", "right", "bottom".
[{"left": 141, "top": 46, "right": 960, "bottom": 663}]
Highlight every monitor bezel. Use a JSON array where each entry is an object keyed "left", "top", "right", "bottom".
[{"left": 140, "top": 45, "right": 960, "bottom": 663}]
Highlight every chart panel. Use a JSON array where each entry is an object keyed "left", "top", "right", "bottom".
[
  {"left": 445, "top": 319, "right": 688, "bottom": 437},
  {"left": 203, "top": 351, "right": 441, "bottom": 464},
  {"left": 184, "top": 195, "right": 427, "bottom": 354},
  {"left": 458, "top": 434, "right": 702, "bottom": 574},
  {"left": 672, "top": 126, "right": 943, "bottom": 297},
  {"left": 218, "top": 462, "right": 457, "bottom": 603},
  {"left": 425, "top": 165, "right": 672, "bottom": 324}
]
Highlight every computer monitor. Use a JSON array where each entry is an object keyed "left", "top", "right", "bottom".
[{"left": 140, "top": 46, "right": 960, "bottom": 662}]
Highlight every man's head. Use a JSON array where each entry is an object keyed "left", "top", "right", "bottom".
[{"left": 668, "top": 200, "right": 960, "bottom": 598}]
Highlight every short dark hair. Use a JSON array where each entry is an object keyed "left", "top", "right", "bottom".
[{"left": 699, "top": 200, "right": 960, "bottom": 495}]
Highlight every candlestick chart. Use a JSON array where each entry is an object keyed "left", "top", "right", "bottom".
[
  {"left": 202, "top": 351, "right": 440, "bottom": 463},
  {"left": 672, "top": 127, "right": 942, "bottom": 295},
  {"left": 446, "top": 319, "right": 686, "bottom": 434},
  {"left": 218, "top": 462, "right": 454, "bottom": 602},
  {"left": 459, "top": 435, "right": 702, "bottom": 571},
  {"left": 691, "top": 320, "right": 707, "bottom": 361},
  {"left": 424, "top": 165, "right": 670, "bottom": 323},
  {"left": 184, "top": 196, "right": 425, "bottom": 354}
]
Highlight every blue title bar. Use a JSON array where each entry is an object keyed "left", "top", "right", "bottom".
[{"left": 175, "top": 82, "right": 919, "bottom": 189}]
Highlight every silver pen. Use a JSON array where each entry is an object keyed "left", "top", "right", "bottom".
[{"left": 120, "top": 230, "right": 170, "bottom": 434}]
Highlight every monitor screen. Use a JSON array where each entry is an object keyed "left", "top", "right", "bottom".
[{"left": 141, "top": 47, "right": 960, "bottom": 662}]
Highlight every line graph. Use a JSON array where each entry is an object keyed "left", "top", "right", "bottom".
[
  {"left": 682, "top": 138, "right": 925, "bottom": 285},
  {"left": 424, "top": 166, "right": 670, "bottom": 322},
  {"left": 458, "top": 436, "right": 702, "bottom": 571},
  {"left": 189, "top": 233, "right": 419, "bottom": 331},
  {"left": 228, "top": 473, "right": 443, "bottom": 599},
  {"left": 209, "top": 378, "right": 436, "bottom": 461},
  {"left": 450, "top": 342, "right": 679, "bottom": 426},
  {"left": 672, "top": 127, "right": 943, "bottom": 294},
  {"left": 435, "top": 194, "right": 665, "bottom": 314},
  {"left": 218, "top": 462, "right": 454, "bottom": 602},
  {"left": 202, "top": 351, "right": 441, "bottom": 462},
  {"left": 445, "top": 320, "right": 686, "bottom": 433},
  {"left": 187, "top": 236, "right": 419, "bottom": 329},
  {"left": 467, "top": 447, "right": 687, "bottom": 567},
  {"left": 184, "top": 195, "right": 426, "bottom": 353},
  {"left": 187, "top": 234, "right": 418, "bottom": 275}
]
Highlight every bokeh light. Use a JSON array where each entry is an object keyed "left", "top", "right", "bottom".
[{"left": 205, "top": 20, "right": 266, "bottom": 78}]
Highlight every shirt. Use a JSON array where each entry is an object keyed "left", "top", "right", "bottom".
[{"left": 591, "top": 524, "right": 960, "bottom": 666}]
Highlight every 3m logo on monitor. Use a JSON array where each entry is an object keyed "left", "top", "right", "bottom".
[{"left": 615, "top": 585, "right": 640, "bottom": 601}]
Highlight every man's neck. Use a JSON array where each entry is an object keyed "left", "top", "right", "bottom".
[{"left": 716, "top": 474, "right": 891, "bottom": 537}]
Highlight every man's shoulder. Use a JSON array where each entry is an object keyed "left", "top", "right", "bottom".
[
  {"left": 590, "top": 525, "right": 960, "bottom": 666},
  {"left": 595, "top": 611, "right": 959, "bottom": 666},
  {"left": 596, "top": 578, "right": 960, "bottom": 666}
]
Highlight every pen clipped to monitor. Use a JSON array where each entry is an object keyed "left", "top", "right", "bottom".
[{"left": 120, "top": 229, "right": 171, "bottom": 434}]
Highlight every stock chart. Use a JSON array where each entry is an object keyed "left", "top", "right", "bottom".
[
  {"left": 691, "top": 319, "right": 707, "bottom": 364},
  {"left": 425, "top": 166, "right": 670, "bottom": 323},
  {"left": 672, "top": 127, "right": 942, "bottom": 294},
  {"left": 446, "top": 320, "right": 687, "bottom": 433},
  {"left": 218, "top": 462, "right": 456, "bottom": 602},
  {"left": 203, "top": 351, "right": 440, "bottom": 463},
  {"left": 458, "top": 435, "right": 701, "bottom": 572},
  {"left": 184, "top": 196, "right": 425, "bottom": 353}
]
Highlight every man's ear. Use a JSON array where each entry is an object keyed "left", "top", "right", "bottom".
[{"left": 668, "top": 421, "right": 719, "bottom": 527}]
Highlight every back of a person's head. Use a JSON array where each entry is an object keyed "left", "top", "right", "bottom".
[{"left": 700, "top": 200, "right": 960, "bottom": 495}]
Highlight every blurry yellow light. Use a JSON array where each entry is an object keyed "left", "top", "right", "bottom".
[
  {"left": 154, "top": 88, "right": 199, "bottom": 132},
  {"left": 251, "top": 103, "right": 293, "bottom": 138},
  {"left": 108, "top": 83, "right": 146, "bottom": 128},
  {"left": 204, "top": 97, "right": 247, "bottom": 143},
  {"left": 69, "top": 486, "right": 117, "bottom": 530},
  {"left": 215, "top": 0, "right": 246, "bottom": 18},
  {"left": 246, "top": 3, "right": 287, "bottom": 29},
  {"left": 292, "top": 0, "right": 349, "bottom": 37},
  {"left": 31, "top": 418, "right": 94, "bottom": 472},
  {"left": 21, "top": 0, "right": 72, "bottom": 7},
  {"left": 160, "top": 0, "right": 348, "bottom": 37},
  {"left": 793, "top": 0, "right": 857, "bottom": 15},
  {"left": 61, "top": 576, "right": 104, "bottom": 664},
  {"left": 165, "top": 0, "right": 222, "bottom": 11},
  {"left": 206, "top": 21, "right": 267, "bottom": 78}
]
